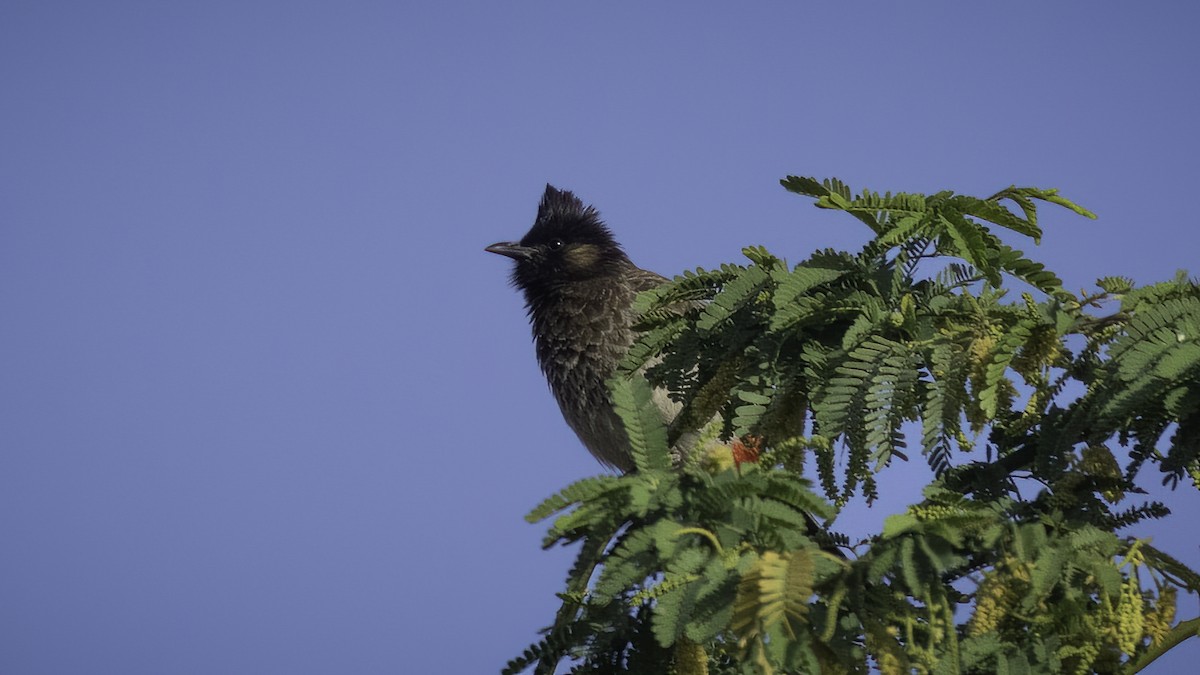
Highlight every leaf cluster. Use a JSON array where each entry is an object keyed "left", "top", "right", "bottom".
[{"left": 506, "top": 177, "right": 1200, "bottom": 674}]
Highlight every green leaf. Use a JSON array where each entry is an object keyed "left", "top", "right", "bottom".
[
  {"left": 525, "top": 475, "right": 622, "bottom": 523},
  {"left": 938, "top": 209, "right": 999, "bottom": 285},
  {"left": 610, "top": 374, "right": 672, "bottom": 472},
  {"left": 881, "top": 512, "right": 921, "bottom": 538},
  {"left": 956, "top": 195, "right": 1042, "bottom": 242},
  {"left": 698, "top": 264, "right": 771, "bottom": 331}
]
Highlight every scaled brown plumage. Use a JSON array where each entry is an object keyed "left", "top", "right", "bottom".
[{"left": 486, "top": 185, "right": 672, "bottom": 472}]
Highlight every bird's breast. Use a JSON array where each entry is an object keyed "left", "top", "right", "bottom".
[{"left": 527, "top": 284, "right": 639, "bottom": 470}]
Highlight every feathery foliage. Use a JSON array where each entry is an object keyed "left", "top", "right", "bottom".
[{"left": 505, "top": 176, "right": 1200, "bottom": 674}]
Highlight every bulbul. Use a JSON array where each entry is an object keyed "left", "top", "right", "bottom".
[
  {"left": 489, "top": 186, "right": 835, "bottom": 551},
  {"left": 486, "top": 185, "right": 677, "bottom": 473}
]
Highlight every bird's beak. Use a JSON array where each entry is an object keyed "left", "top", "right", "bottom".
[{"left": 485, "top": 241, "right": 534, "bottom": 261}]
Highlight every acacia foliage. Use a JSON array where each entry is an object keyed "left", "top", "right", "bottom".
[{"left": 504, "top": 177, "right": 1200, "bottom": 675}]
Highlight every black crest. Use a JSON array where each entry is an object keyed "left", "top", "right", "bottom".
[{"left": 522, "top": 185, "right": 621, "bottom": 252}]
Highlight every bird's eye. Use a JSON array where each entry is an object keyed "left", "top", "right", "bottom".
[{"left": 547, "top": 239, "right": 565, "bottom": 250}]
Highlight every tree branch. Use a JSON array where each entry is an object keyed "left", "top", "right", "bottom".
[{"left": 1125, "top": 617, "right": 1200, "bottom": 674}]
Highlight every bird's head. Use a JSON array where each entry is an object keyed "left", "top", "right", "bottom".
[{"left": 486, "top": 185, "right": 630, "bottom": 294}]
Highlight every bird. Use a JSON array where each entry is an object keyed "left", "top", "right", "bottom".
[
  {"left": 487, "top": 185, "right": 837, "bottom": 553},
  {"left": 485, "top": 185, "right": 680, "bottom": 473}
]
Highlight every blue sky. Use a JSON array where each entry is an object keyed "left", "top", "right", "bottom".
[{"left": 2, "top": 3, "right": 1198, "bottom": 673}]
